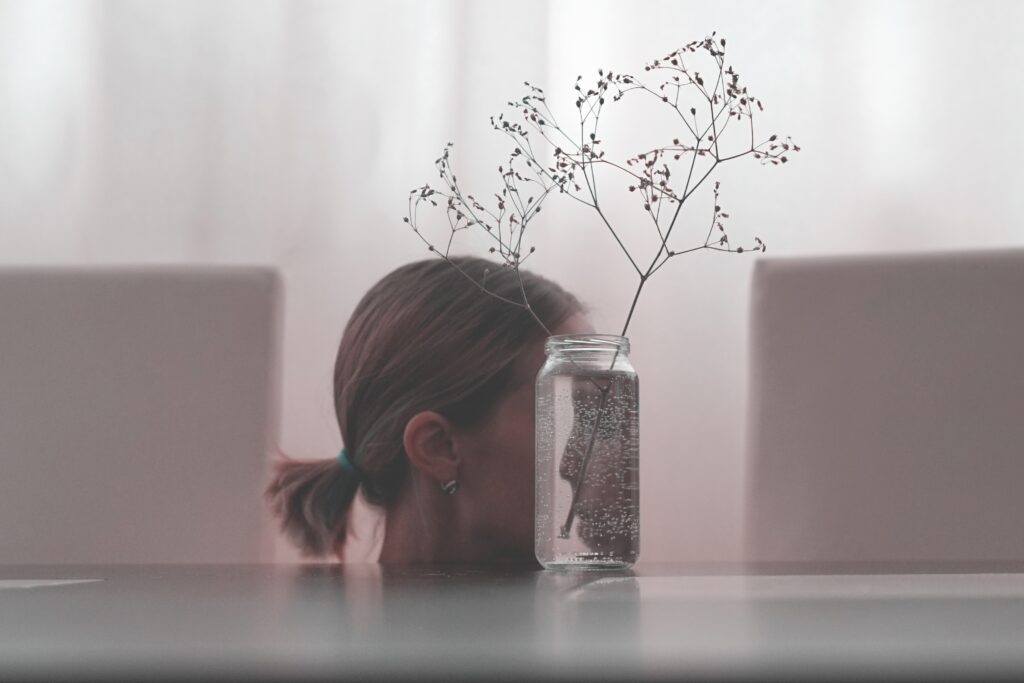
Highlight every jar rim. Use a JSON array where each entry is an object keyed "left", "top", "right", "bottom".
[{"left": 544, "top": 334, "right": 630, "bottom": 354}]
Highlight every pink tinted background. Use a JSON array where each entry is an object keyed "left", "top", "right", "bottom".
[{"left": 2, "top": 0, "right": 1024, "bottom": 563}]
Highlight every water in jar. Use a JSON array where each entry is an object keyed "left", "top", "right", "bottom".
[{"left": 535, "top": 357, "right": 639, "bottom": 570}]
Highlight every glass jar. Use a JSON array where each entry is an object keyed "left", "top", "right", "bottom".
[{"left": 535, "top": 334, "right": 639, "bottom": 570}]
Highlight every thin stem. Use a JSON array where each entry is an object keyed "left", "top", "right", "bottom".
[
  {"left": 573, "top": 102, "right": 643, "bottom": 278},
  {"left": 558, "top": 382, "right": 610, "bottom": 539},
  {"left": 620, "top": 275, "right": 646, "bottom": 338}
]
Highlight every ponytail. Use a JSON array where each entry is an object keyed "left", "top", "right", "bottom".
[{"left": 264, "top": 454, "right": 359, "bottom": 558}]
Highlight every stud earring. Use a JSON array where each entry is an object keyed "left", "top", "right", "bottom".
[{"left": 441, "top": 479, "right": 459, "bottom": 495}]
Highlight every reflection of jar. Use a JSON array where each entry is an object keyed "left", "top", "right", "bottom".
[{"left": 535, "top": 334, "right": 639, "bottom": 569}]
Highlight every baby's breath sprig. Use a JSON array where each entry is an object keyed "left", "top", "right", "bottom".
[
  {"left": 407, "top": 135, "right": 555, "bottom": 333},
  {"left": 407, "top": 31, "right": 798, "bottom": 338},
  {"left": 406, "top": 33, "right": 798, "bottom": 539}
]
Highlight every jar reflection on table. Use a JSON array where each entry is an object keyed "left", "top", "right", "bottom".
[{"left": 535, "top": 334, "right": 639, "bottom": 569}]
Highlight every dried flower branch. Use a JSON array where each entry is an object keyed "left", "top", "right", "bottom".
[
  {"left": 406, "top": 33, "right": 799, "bottom": 539},
  {"left": 409, "top": 33, "right": 798, "bottom": 336}
]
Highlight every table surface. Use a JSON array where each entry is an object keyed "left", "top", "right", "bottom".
[{"left": 4, "top": 562, "right": 1024, "bottom": 681}]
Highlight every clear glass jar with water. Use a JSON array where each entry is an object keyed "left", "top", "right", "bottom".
[{"left": 535, "top": 334, "right": 639, "bottom": 569}]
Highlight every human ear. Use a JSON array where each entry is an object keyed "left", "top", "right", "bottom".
[{"left": 402, "top": 410, "right": 460, "bottom": 484}]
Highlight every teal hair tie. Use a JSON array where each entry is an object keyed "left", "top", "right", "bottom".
[{"left": 337, "top": 447, "right": 358, "bottom": 475}]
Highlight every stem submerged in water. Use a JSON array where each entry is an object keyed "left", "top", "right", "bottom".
[{"left": 557, "top": 345, "right": 624, "bottom": 539}]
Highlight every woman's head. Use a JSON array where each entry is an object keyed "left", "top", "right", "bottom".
[{"left": 265, "top": 256, "right": 590, "bottom": 559}]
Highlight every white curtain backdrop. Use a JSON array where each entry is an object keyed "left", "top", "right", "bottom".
[{"left": 3, "top": 0, "right": 1023, "bottom": 562}]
